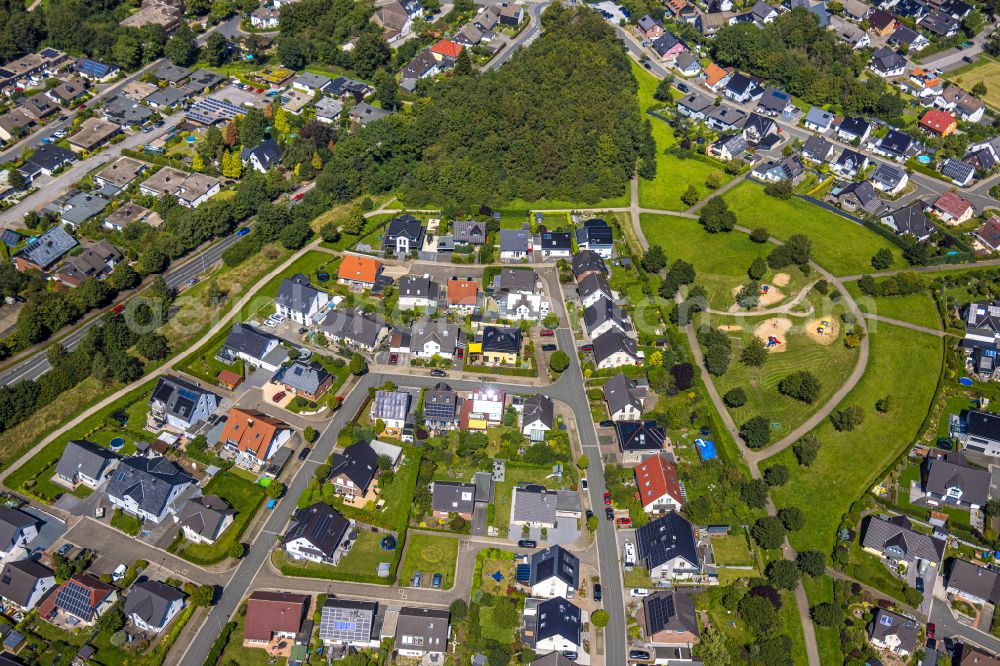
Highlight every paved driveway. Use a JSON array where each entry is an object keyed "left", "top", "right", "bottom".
[{"left": 471, "top": 504, "right": 487, "bottom": 537}]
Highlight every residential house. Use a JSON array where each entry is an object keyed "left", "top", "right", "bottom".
[
  {"left": 144, "top": 85, "right": 190, "bottom": 109},
  {"left": 932, "top": 191, "right": 974, "bottom": 225},
  {"left": 424, "top": 382, "right": 459, "bottom": 431},
  {"left": 46, "top": 78, "right": 87, "bottom": 105},
  {"left": 176, "top": 495, "right": 234, "bottom": 545},
  {"left": 523, "top": 597, "right": 582, "bottom": 658},
  {"left": 958, "top": 647, "right": 1000, "bottom": 666},
  {"left": 55, "top": 191, "right": 110, "bottom": 229},
  {"left": 803, "top": 107, "right": 834, "bottom": 132},
  {"left": 329, "top": 442, "right": 379, "bottom": 503},
  {"left": 750, "top": 0, "right": 779, "bottom": 22},
  {"left": 374, "top": 0, "right": 412, "bottom": 42},
  {"left": 319, "top": 310, "right": 386, "bottom": 351},
  {"left": 474, "top": 5, "right": 501, "bottom": 31},
  {"left": 709, "top": 133, "right": 748, "bottom": 161},
  {"left": 446, "top": 278, "right": 479, "bottom": 313},
  {"left": 860, "top": 514, "right": 946, "bottom": 569},
  {"left": 837, "top": 116, "right": 872, "bottom": 143},
  {"left": 616, "top": 420, "right": 667, "bottom": 462},
  {"left": 292, "top": 72, "right": 332, "bottom": 94},
  {"left": 394, "top": 608, "right": 450, "bottom": 659},
  {"left": 274, "top": 274, "right": 330, "bottom": 325},
  {"left": 643, "top": 590, "right": 700, "bottom": 649},
  {"left": 936, "top": 84, "right": 985, "bottom": 122},
  {"left": 675, "top": 52, "right": 702, "bottom": 78},
  {"left": 452, "top": 220, "right": 487, "bottom": 246},
  {"left": 283, "top": 503, "right": 351, "bottom": 565},
  {"left": 869, "top": 47, "right": 907, "bottom": 77},
  {"left": 961, "top": 409, "right": 1000, "bottom": 455},
  {"left": 500, "top": 229, "right": 532, "bottom": 262},
  {"left": 124, "top": 580, "right": 185, "bottom": 633},
  {"left": 430, "top": 481, "right": 476, "bottom": 520},
  {"left": 511, "top": 484, "right": 581, "bottom": 529},
  {"left": 495, "top": 269, "right": 537, "bottom": 297},
  {"left": 705, "top": 106, "right": 748, "bottom": 133},
  {"left": 593, "top": 328, "right": 641, "bottom": 370},
  {"left": 651, "top": 33, "right": 689, "bottom": 64},
  {"left": 724, "top": 73, "right": 763, "bottom": 104},
  {"left": 102, "top": 94, "right": 154, "bottom": 127},
  {"left": 574, "top": 218, "right": 613, "bottom": 258},
  {"left": 676, "top": 92, "right": 713, "bottom": 120},
  {"left": 920, "top": 8, "right": 959, "bottom": 36},
  {"left": 584, "top": 297, "right": 631, "bottom": 339},
  {"left": 273, "top": 361, "right": 333, "bottom": 402},
  {"left": 0, "top": 109, "right": 35, "bottom": 142},
  {"left": 872, "top": 129, "right": 915, "bottom": 160},
  {"left": 54, "top": 439, "right": 118, "bottom": 489},
  {"left": 241, "top": 139, "right": 282, "bottom": 173},
  {"left": 697, "top": 11, "right": 737, "bottom": 36},
  {"left": 940, "top": 0, "right": 972, "bottom": 19},
  {"left": 841, "top": 0, "right": 871, "bottom": 20},
  {"left": 539, "top": 232, "right": 571, "bottom": 258},
  {"left": 0, "top": 509, "right": 39, "bottom": 559},
  {"left": 880, "top": 202, "right": 937, "bottom": 241},
  {"left": 519, "top": 546, "right": 579, "bottom": 599},
  {"left": 833, "top": 148, "right": 870, "bottom": 178},
  {"left": 480, "top": 325, "right": 523, "bottom": 365},
  {"left": 868, "top": 608, "right": 919, "bottom": 657},
  {"left": 382, "top": 215, "right": 425, "bottom": 255},
  {"left": 923, "top": 453, "right": 990, "bottom": 510},
  {"left": 832, "top": 16, "right": 871, "bottom": 48},
  {"left": 0, "top": 560, "right": 55, "bottom": 611},
  {"left": 499, "top": 2, "right": 524, "bottom": 25},
  {"left": 888, "top": 25, "right": 929, "bottom": 51},
  {"left": 13, "top": 226, "right": 77, "bottom": 272},
  {"left": 742, "top": 112, "right": 778, "bottom": 144},
  {"left": 571, "top": 250, "right": 608, "bottom": 281},
  {"left": 751, "top": 155, "right": 805, "bottom": 184},
  {"left": 902, "top": 67, "right": 943, "bottom": 99},
  {"left": 666, "top": 0, "right": 699, "bottom": 21},
  {"left": 67, "top": 117, "right": 120, "bottom": 153},
  {"left": 870, "top": 162, "right": 909, "bottom": 195},
  {"left": 149, "top": 376, "right": 218, "bottom": 433},
  {"left": 319, "top": 599, "right": 379, "bottom": 649},
  {"left": 54, "top": 239, "right": 121, "bottom": 287},
  {"left": 834, "top": 181, "right": 885, "bottom": 216},
  {"left": 975, "top": 218, "right": 1000, "bottom": 253},
  {"left": 314, "top": 96, "right": 343, "bottom": 123},
  {"left": 74, "top": 58, "right": 119, "bottom": 82},
  {"left": 18, "top": 144, "right": 75, "bottom": 184},
  {"left": 635, "top": 512, "right": 701, "bottom": 580},
  {"left": 409, "top": 320, "right": 463, "bottom": 359},
  {"left": 460, "top": 387, "right": 506, "bottom": 430},
  {"left": 349, "top": 102, "right": 393, "bottom": 127},
  {"left": 371, "top": 390, "right": 412, "bottom": 430},
  {"left": 397, "top": 275, "right": 440, "bottom": 310},
  {"left": 802, "top": 136, "right": 835, "bottom": 163},
  {"left": 430, "top": 39, "right": 463, "bottom": 61},
  {"left": 243, "top": 592, "right": 310, "bottom": 647},
  {"left": 945, "top": 558, "right": 1000, "bottom": 606},
  {"left": 322, "top": 77, "right": 373, "bottom": 101},
  {"left": 119, "top": 0, "right": 184, "bottom": 31},
  {"left": 38, "top": 574, "right": 116, "bottom": 626},
  {"left": 521, "top": 394, "right": 554, "bottom": 442},
  {"left": 94, "top": 157, "right": 145, "bottom": 194},
  {"left": 920, "top": 108, "right": 957, "bottom": 136},
  {"left": 105, "top": 456, "right": 194, "bottom": 523},
  {"left": 220, "top": 322, "right": 287, "bottom": 372},
  {"left": 894, "top": 0, "right": 928, "bottom": 19},
  {"left": 757, "top": 87, "right": 793, "bottom": 117},
  {"left": 635, "top": 453, "right": 684, "bottom": 513},
  {"left": 103, "top": 202, "right": 162, "bottom": 231},
  {"left": 604, "top": 373, "right": 646, "bottom": 422},
  {"left": 219, "top": 408, "right": 293, "bottom": 468},
  {"left": 337, "top": 255, "right": 383, "bottom": 290},
  {"left": 139, "top": 167, "right": 220, "bottom": 208},
  {"left": 578, "top": 273, "right": 614, "bottom": 309}
]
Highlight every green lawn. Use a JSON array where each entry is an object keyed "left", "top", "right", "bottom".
[
  {"left": 846, "top": 282, "right": 941, "bottom": 330},
  {"left": 763, "top": 324, "right": 942, "bottom": 553},
  {"left": 399, "top": 532, "right": 459, "bottom": 590},
  {"left": 801, "top": 575, "right": 844, "bottom": 666},
  {"left": 489, "top": 461, "right": 569, "bottom": 537},
  {"left": 713, "top": 316, "right": 859, "bottom": 441},
  {"left": 845, "top": 541, "right": 913, "bottom": 604},
  {"left": 633, "top": 62, "right": 733, "bottom": 211},
  {"left": 334, "top": 529, "right": 398, "bottom": 578},
  {"left": 711, "top": 534, "right": 755, "bottom": 566},
  {"left": 779, "top": 589, "right": 809, "bottom": 666},
  {"left": 170, "top": 471, "right": 266, "bottom": 565},
  {"left": 723, "top": 181, "right": 902, "bottom": 276},
  {"left": 111, "top": 508, "right": 142, "bottom": 536},
  {"left": 480, "top": 603, "right": 521, "bottom": 643}
]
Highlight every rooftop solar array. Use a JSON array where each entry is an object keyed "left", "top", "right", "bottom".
[
  {"left": 318, "top": 601, "right": 376, "bottom": 643},
  {"left": 57, "top": 580, "right": 95, "bottom": 620}
]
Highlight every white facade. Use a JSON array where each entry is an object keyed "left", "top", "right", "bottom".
[
  {"left": 6, "top": 573, "right": 55, "bottom": 611},
  {"left": 108, "top": 484, "right": 188, "bottom": 524},
  {"left": 643, "top": 492, "right": 684, "bottom": 514},
  {"left": 522, "top": 417, "right": 550, "bottom": 442},
  {"left": 531, "top": 577, "right": 572, "bottom": 599},
  {"left": 275, "top": 292, "right": 329, "bottom": 326},
  {"left": 597, "top": 350, "right": 638, "bottom": 370},
  {"left": 505, "top": 292, "right": 550, "bottom": 321},
  {"left": 649, "top": 554, "right": 700, "bottom": 580},
  {"left": 181, "top": 513, "right": 233, "bottom": 545},
  {"left": 610, "top": 402, "right": 642, "bottom": 422},
  {"left": 0, "top": 523, "right": 38, "bottom": 559},
  {"left": 872, "top": 171, "right": 909, "bottom": 195},
  {"left": 131, "top": 597, "right": 184, "bottom": 633}
]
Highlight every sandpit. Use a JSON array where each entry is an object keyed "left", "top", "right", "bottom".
[
  {"left": 731, "top": 284, "right": 787, "bottom": 310},
  {"left": 719, "top": 325, "right": 743, "bottom": 332},
  {"left": 806, "top": 317, "right": 839, "bottom": 345},
  {"left": 754, "top": 317, "right": 793, "bottom": 352},
  {"left": 771, "top": 273, "right": 791, "bottom": 287}
]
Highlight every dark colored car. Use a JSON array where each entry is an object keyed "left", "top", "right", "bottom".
[
  {"left": 629, "top": 649, "right": 651, "bottom": 660},
  {"left": 915, "top": 577, "right": 924, "bottom": 593},
  {"left": 643, "top": 61, "right": 652, "bottom": 70},
  {"left": 599, "top": 420, "right": 614, "bottom": 428},
  {"left": 605, "top": 507, "right": 614, "bottom": 520},
  {"left": 57, "top": 543, "right": 73, "bottom": 556},
  {"left": 593, "top": 583, "right": 602, "bottom": 601},
  {"left": 432, "top": 573, "right": 442, "bottom": 589},
  {"left": 430, "top": 369, "right": 447, "bottom": 377},
  {"left": 677, "top": 83, "right": 689, "bottom": 93},
  {"left": 518, "top": 539, "right": 537, "bottom": 548},
  {"left": 585, "top": 509, "right": 594, "bottom": 520},
  {"left": 298, "top": 447, "right": 310, "bottom": 461},
  {"left": 58, "top": 115, "right": 68, "bottom": 122},
  {"left": 542, "top": 344, "right": 557, "bottom": 352}
]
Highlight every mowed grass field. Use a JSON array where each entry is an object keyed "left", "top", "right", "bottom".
[
  {"left": 802, "top": 575, "right": 844, "bottom": 666},
  {"left": 723, "top": 182, "right": 902, "bottom": 276},
  {"left": 633, "top": 63, "right": 734, "bottom": 211},
  {"left": 763, "top": 324, "right": 942, "bottom": 553},
  {"left": 845, "top": 282, "right": 942, "bottom": 331},
  {"left": 640, "top": 213, "right": 809, "bottom": 309},
  {"left": 950, "top": 57, "right": 1000, "bottom": 110},
  {"left": 712, "top": 315, "right": 859, "bottom": 441}
]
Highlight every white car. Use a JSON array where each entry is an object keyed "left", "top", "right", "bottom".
[
  {"left": 630, "top": 588, "right": 650, "bottom": 598},
  {"left": 272, "top": 314, "right": 286, "bottom": 323},
  {"left": 263, "top": 319, "right": 277, "bottom": 328}
]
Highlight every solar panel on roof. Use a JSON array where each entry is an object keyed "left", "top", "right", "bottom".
[
  {"left": 879, "top": 615, "right": 893, "bottom": 626},
  {"left": 0, "top": 69, "right": 14, "bottom": 78},
  {"left": 515, "top": 564, "right": 531, "bottom": 582},
  {"left": 40, "top": 48, "right": 59, "bottom": 57},
  {"left": 57, "top": 581, "right": 95, "bottom": 620}
]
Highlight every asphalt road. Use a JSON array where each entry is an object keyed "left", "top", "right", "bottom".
[
  {"left": 929, "top": 597, "right": 1000, "bottom": 657},
  {"left": 485, "top": 1, "right": 549, "bottom": 70}
]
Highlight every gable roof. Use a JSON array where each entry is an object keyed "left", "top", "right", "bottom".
[
  {"left": 338, "top": 255, "right": 382, "bottom": 284},
  {"left": 274, "top": 360, "right": 331, "bottom": 396},
  {"left": 0, "top": 559, "right": 53, "bottom": 607},
  {"left": 395, "top": 607, "right": 450, "bottom": 652},
  {"left": 222, "top": 322, "right": 281, "bottom": 362},
  {"left": 329, "top": 441, "right": 379, "bottom": 492},
  {"left": 593, "top": 328, "right": 639, "bottom": 366},
  {"left": 425, "top": 383, "right": 458, "bottom": 422},
  {"left": 483, "top": 325, "right": 523, "bottom": 354},
  {"left": 499, "top": 228, "right": 531, "bottom": 253},
  {"left": 151, "top": 375, "right": 217, "bottom": 424},
  {"left": 616, "top": 420, "right": 666, "bottom": 452},
  {"left": 941, "top": 157, "right": 975, "bottom": 183},
  {"left": 947, "top": 558, "right": 1000, "bottom": 604},
  {"left": 804, "top": 106, "right": 834, "bottom": 128},
  {"left": 452, "top": 220, "right": 487, "bottom": 244},
  {"left": 925, "top": 456, "right": 990, "bottom": 506},
  {"left": 497, "top": 267, "right": 536, "bottom": 293},
  {"left": 879, "top": 129, "right": 914, "bottom": 156},
  {"left": 651, "top": 32, "right": 687, "bottom": 57},
  {"left": 447, "top": 278, "right": 478, "bottom": 306},
  {"left": 643, "top": 590, "right": 699, "bottom": 637},
  {"left": 838, "top": 181, "right": 883, "bottom": 215},
  {"left": 920, "top": 108, "right": 956, "bottom": 133},
  {"left": 635, "top": 512, "right": 699, "bottom": 570},
  {"left": 177, "top": 495, "right": 235, "bottom": 541},
  {"left": 522, "top": 394, "right": 554, "bottom": 429},
  {"left": 584, "top": 297, "right": 630, "bottom": 335},
  {"left": 244, "top": 591, "right": 310, "bottom": 642},
  {"left": 871, "top": 162, "right": 907, "bottom": 190},
  {"left": 431, "top": 481, "right": 476, "bottom": 514},
  {"left": 432, "top": 39, "right": 463, "bottom": 58},
  {"left": 571, "top": 250, "right": 608, "bottom": 278},
  {"left": 106, "top": 456, "right": 194, "bottom": 517},
  {"left": 241, "top": 138, "right": 282, "bottom": 170},
  {"left": 15, "top": 226, "right": 77, "bottom": 269},
  {"left": 275, "top": 274, "right": 325, "bottom": 313},
  {"left": 283, "top": 502, "right": 350, "bottom": 560},
  {"left": 124, "top": 580, "right": 184, "bottom": 628},
  {"left": 934, "top": 191, "right": 973, "bottom": 218},
  {"left": 578, "top": 272, "right": 613, "bottom": 303},
  {"left": 218, "top": 408, "right": 289, "bottom": 460},
  {"left": 319, "top": 598, "right": 377, "bottom": 644},
  {"left": 802, "top": 135, "right": 834, "bottom": 161},
  {"left": 869, "top": 608, "right": 919, "bottom": 653},
  {"left": 320, "top": 310, "right": 385, "bottom": 348},
  {"left": 42, "top": 573, "right": 113, "bottom": 622},
  {"left": 528, "top": 545, "right": 579, "bottom": 590},
  {"left": 839, "top": 116, "right": 871, "bottom": 137},
  {"left": 55, "top": 439, "right": 118, "bottom": 483},
  {"left": 757, "top": 87, "right": 791, "bottom": 112},
  {"left": 372, "top": 390, "right": 411, "bottom": 421},
  {"left": 0, "top": 508, "right": 38, "bottom": 551},
  {"left": 534, "top": 596, "right": 581, "bottom": 645},
  {"left": 635, "top": 454, "right": 683, "bottom": 508},
  {"left": 860, "top": 514, "right": 946, "bottom": 564},
  {"left": 603, "top": 373, "right": 646, "bottom": 416},
  {"left": 885, "top": 202, "right": 936, "bottom": 238}
]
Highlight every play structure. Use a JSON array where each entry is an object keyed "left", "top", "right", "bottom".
[
  {"left": 760, "top": 285, "right": 770, "bottom": 294},
  {"left": 816, "top": 320, "right": 832, "bottom": 335},
  {"left": 766, "top": 336, "right": 782, "bottom": 348}
]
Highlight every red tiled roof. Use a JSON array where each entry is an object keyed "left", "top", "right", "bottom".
[
  {"left": 447, "top": 279, "right": 478, "bottom": 306},
  {"left": 920, "top": 108, "right": 956, "bottom": 134},
  {"left": 338, "top": 255, "right": 382, "bottom": 285},
  {"left": 219, "top": 408, "right": 288, "bottom": 461},
  {"left": 431, "top": 40, "right": 463, "bottom": 58},
  {"left": 977, "top": 217, "right": 1000, "bottom": 249},
  {"left": 244, "top": 591, "right": 310, "bottom": 642},
  {"left": 217, "top": 369, "right": 242, "bottom": 387},
  {"left": 634, "top": 454, "right": 683, "bottom": 508},
  {"left": 934, "top": 190, "right": 973, "bottom": 218}
]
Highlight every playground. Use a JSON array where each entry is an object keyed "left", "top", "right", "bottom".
[
  {"left": 754, "top": 318, "right": 793, "bottom": 351},
  {"left": 731, "top": 284, "right": 787, "bottom": 311},
  {"left": 806, "top": 317, "right": 839, "bottom": 345}
]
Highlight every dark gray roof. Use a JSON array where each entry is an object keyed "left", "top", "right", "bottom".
[
  {"left": 592, "top": 328, "right": 639, "bottom": 366},
  {"left": 743, "top": 112, "right": 776, "bottom": 136},
  {"left": 868, "top": 609, "right": 919, "bottom": 653},
  {"left": 424, "top": 383, "right": 458, "bottom": 422},
  {"left": 870, "top": 47, "right": 907, "bottom": 73},
  {"left": 320, "top": 310, "right": 385, "bottom": 347},
  {"left": 522, "top": 394, "right": 554, "bottom": 429},
  {"left": 497, "top": 268, "right": 536, "bottom": 294},
  {"left": 603, "top": 373, "right": 646, "bottom": 416},
  {"left": 530, "top": 654, "right": 576, "bottom": 666},
  {"left": 838, "top": 116, "right": 870, "bottom": 138},
  {"left": 571, "top": 250, "right": 608, "bottom": 278},
  {"left": 884, "top": 202, "right": 936, "bottom": 238},
  {"left": 16, "top": 226, "right": 77, "bottom": 269},
  {"left": 0, "top": 560, "right": 53, "bottom": 607},
  {"left": 879, "top": 129, "right": 914, "bottom": 157},
  {"left": 947, "top": 558, "right": 1000, "bottom": 603},
  {"left": 431, "top": 481, "right": 476, "bottom": 514},
  {"left": 635, "top": 512, "right": 699, "bottom": 571},
  {"left": 838, "top": 181, "right": 883, "bottom": 215},
  {"left": 540, "top": 232, "right": 571, "bottom": 252},
  {"left": 383, "top": 215, "right": 424, "bottom": 249},
  {"left": 678, "top": 92, "right": 713, "bottom": 114},
  {"left": 941, "top": 157, "right": 975, "bottom": 183},
  {"left": 294, "top": 72, "right": 332, "bottom": 90},
  {"left": 925, "top": 457, "right": 991, "bottom": 506},
  {"left": 55, "top": 439, "right": 118, "bottom": 483},
  {"left": 274, "top": 360, "right": 330, "bottom": 396},
  {"left": 319, "top": 598, "right": 377, "bottom": 644},
  {"left": 105, "top": 456, "right": 195, "bottom": 518},
  {"left": 275, "top": 274, "right": 325, "bottom": 314},
  {"left": 283, "top": 502, "right": 350, "bottom": 558},
  {"left": 966, "top": 409, "right": 1000, "bottom": 442},
  {"left": 528, "top": 545, "right": 579, "bottom": 590},
  {"left": 584, "top": 297, "right": 629, "bottom": 334},
  {"left": 23, "top": 144, "right": 74, "bottom": 173},
  {"left": 177, "top": 495, "right": 234, "bottom": 540},
  {"left": 151, "top": 375, "right": 217, "bottom": 423},
  {"left": 329, "top": 442, "right": 378, "bottom": 491},
  {"left": 535, "top": 596, "right": 581, "bottom": 645},
  {"left": 124, "top": 580, "right": 185, "bottom": 628},
  {"left": 482, "top": 326, "right": 523, "bottom": 354},
  {"left": 144, "top": 86, "right": 189, "bottom": 108},
  {"left": 452, "top": 220, "right": 487, "bottom": 244},
  {"left": 153, "top": 62, "right": 191, "bottom": 83},
  {"left": 398, "top": 275, "right": 440, "bottom": 300},
  {"left": 860, "top": 514, "right": 946, "bottom": 564},
  {"left": 871, "top": 162, "right": 907, "bottom": 189},
  {"left": 223, "top": 322, "right": 277, "bottom": 360},
  {"left": 0, "top": 509, "right": 38, "bottom": 551},
  {"left": 241, "top": 138, "right": 281, "bottom": 170},
  {"left": 578, "top": 273, "right": 613, "bottom": 302},
  {"left": 395, "top": 607, "right": 450, "bottom": 652},
  {"left": 500, "top": 229, "right": 531, "bottom": 253},
  {"left": 643, "top": 590, "right": 699, "bottom": 636},
  {"left": 615, "top": 420, "right": 666, "bottom": 451}
]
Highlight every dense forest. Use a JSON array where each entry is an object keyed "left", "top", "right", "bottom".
[
  {"left": 316, "top": 4, "right": 649, "bottom": 207},
  {"left": 276, "top": 0, "right": 388, "bottom": 76}
]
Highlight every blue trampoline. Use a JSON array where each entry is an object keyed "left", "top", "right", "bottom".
[
  {"left": 491, "top": 571, "right": 504, "bottom": 583},
  {"left": 695, "top": 438, "right": 717, "bottom": 462}
]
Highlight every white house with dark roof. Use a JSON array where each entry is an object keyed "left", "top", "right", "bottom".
[
  {"left": 880, "top": 202, "right": 937, "bottom": 241},
  {"left": 0, "top": 559, "right": 55, "bottom": 611},
  {"left": 869, "top": 162, "right": 909, "bottom": 195},
  {"left": 149, "top": 375, "right": 219, "bottom": 433},
  {"left": 0, "top": 509, "right": 39, "bottom": 560},
  {"left": 521, "top": 394, "right": 554, "bottom": 442},
  {"left": 54, "top": 439, "right": 119, "bottom": 489},
  {"left": 860, "top": 514, "right": 945, "bottom": 570},
  {"left": 635, "top": 511, "right": 701, "bottom": 580},
  {"left": 283, "top": 502, "right": 352, "bottom": 565},
  {"left": 431, "top": 481, "right": 476, "bottom": 520},
  {"left": 603, "top": 373, "right": 647, "bottom": 422},
  {"left": 320, "top": 598, "right": 379, "bottom": 648},
  {"left": 961, "top": 409, "right": 1000, "bottom": 456},
  {"left": 519, "top": 546, "right": 580, "bottom": 599},
  {"left": 578, "top": 273, "right": 614, "bottom": 309},
  {"left": 593, "top": 328, "right": 641, "bottom": 369},
  {"left": 523, "top": 597, "right": 583, "bottom": 660},
  {"left": 500, "top": 229, "right": 532, "bottom": 262},
  {"left": 584, "top": 297, "right": 631, "bottom": 339},
  {"left": 274, "top": 274, "right": 329, "bottom": 325},
  {"left": 371, "top": 390, "right": 412, "bottom": 430},
  {"left": 106, "top": 456, "right": 195, "bottom": 523},
  {"left": 125, "top": 580, "right": 185, "bottom": 633},
  {"left": 511, "top": 484, "right": 581, "bottom": 529},
  {"left": 220, "top": 322, "right": 287, "bottom": 372},
  {"left": 328, "top": 441, "right": 380, "bottom": 504},
  {"left": 868, "top": 608, "right": 919, "bottom": 656},
  {"left": 922, "top": 453, "right": 991, "bottom": 511},
  {"left": 398, "top": 275, "right": 440, "bottom": 310},
  {"left": 394, "top": 607, "right": 451, "bottom": 659},
  {"left": 175, "top": 495, "right": 234, "bottom": 545}
]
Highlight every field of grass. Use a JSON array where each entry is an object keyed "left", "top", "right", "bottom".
[
  {"left": 724, "top": 182, "right": 902, "bottom": 276},
  {"left": 711, "top": 533, "right": 755, "bottom": 566},
  {"left": 713, "top": 317, "right": 859, "bottom": 441},
  {"left": 950, "top": 56, "right": 1000, "bottom": 110},
  {"left": 334, "top": 529, "right": 397, "bottom": 578},
  {"left": 480, "top": 604, "right": 521, "bottom": 643},
  {"left": 763, "top": 324, "right": 942, "bottom": 553},
  {"left": 399, "top": 532, "right": 459, "bottom": 590},
  {"left": 801, "top": 575, "right": 844, "bottom": 666},
  {"left": 846, "top": 282, "right": 941, "bottom": 331},
  {"left": 170, "top": 471, "right": 266, "bottom": 565},
  {"left": 633, "top": 63, "right": 733, "bottom": 212}
]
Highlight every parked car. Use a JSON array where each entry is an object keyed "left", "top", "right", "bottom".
[
  {"left": 154, "top": 120, "right": 165, "bottom": 128},
  {"left": 298, "top": 448, "right": 310, "bottom": 461},
  {"left": 430, "top": 369, "right": 447, "bottom": 377},
  {"left": 235, "top": 226, "right": 250, "bottom": 236},
  {"left": 432, "top": 573, "right": 442, "bottom": 589},
  {"left": 272, "top": 391, "right": 286, "bottom": 402},
  {"left": 593, "top": 583, "right": 602, "bottom": 601},
  {"left": 915, "top": 577, "right": 924, "bottom": 593},
  {"left": 581, "top": 478, "right": 588, "bottom": 489},
  {"left": 518, "top": 539, "right": 536, "bottom": 548},
  {"left": 599, "top": 420, "right": 614, "bottom": 428},
  {"left": 603, "top": 491, "right": 611, "bottom": 505},
  {"left": 629, "top": 649, "right": 651, "bottom": 660},
  {"left": 630, "top": 588, "right": 650, "bottom": 598},
  {"left": 541, "top": 344, "right": 557, "bottom": 352},
  {"left": 926, "top": 622, "right": 935, "bottom": 639},
  {"left": 57, "top": 543, "right": 73, "bottom": 556},
  {"left": 53, "top": 130, "right": 66, "bottom": 138},
  {"left": 412, "top": 572, "right": 422, "bottom": 587},
  {"left": 677, "top": 83, "right": 690, "bottom": 93},
  {"left": 142, "top": 125, "right": 154, "bottom": 133},
  {"left": 585, "top": 509, "right": 593, "bottom": 520},
  {"left": 112, "top": 303, "right": 125, "bottom": 314},
  {"left": 540, "top": 329, "right": 554, "bottom": 337},
  {"left": 605, "top": 507, "right": 614, "bottom": 520},
  {"left": 58, "top": 115, "right": 68, "bottom": 122},
  {"left": 187, "top": 277, "right": 198, "bottom": 286},
  {"left": 562, "top": 652, "right": 578, "bottom": 661},
  {"left": 581, "top": 344, "right": 594, "bottom": 352},
  {"left": 457, "top": 348, "right": 463, "bottom": 359},
  {"left": 292, "top": 192, "right": 305, "bottom": 201},
  {"left": 389, "top": 353, "right": 398, "bottom": 365},
  {"left": 616, "top": 516, "right": 632, "bottom": 526}
]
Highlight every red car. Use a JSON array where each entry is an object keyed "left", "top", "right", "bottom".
[
  {"left": 256, "top": 88, "right": 265, "bottom": 94},
  {"left": 389, "top": 353, "right": 398, "bottom": 365},
  {"left": 603, "top": 492, "right": 611, "bottom": 506},
  {"left": 292, "top": 192, "right": 305, "bottom": 201},
  {"left": 926, "top": 623, "right": 935, "bottom": 639},
  {"left": 457, "top": 348, "right": 464, "bottom": 359},
  {"left": 112, "top": 303, "right": 125, "bottom": 314},
  {"left": 540, "top": 329, "right": 554, "bottom": 337},
  {"left": 272, "top": 391, "right": 286, "bottom": 402},
  {"left": 616, "top": 517, "right": 632, "bottom": 526},
  {"left": 581, "top": 344, "right": 594, "bottom": 352}
]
